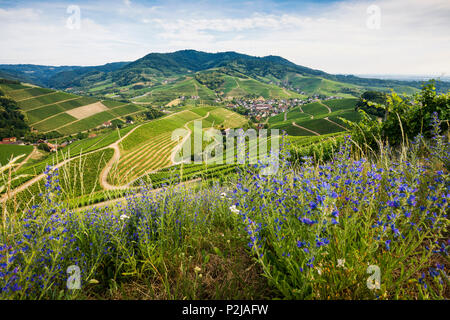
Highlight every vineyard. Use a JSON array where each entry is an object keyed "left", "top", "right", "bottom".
[
  {"left": 107, "top": 107, "right": 247, "bottom": 186},
  {"left": 0, "top": 144, "right": 34, "bottom": 166},
  {"left": 269, "top": 98, "right": 359, "bottom": 136},
  {"left": 0, "top": 82, "right": 147, "bottom": 135},
  {"left": 0, "top": 105, "right": 253, "bottom": 212}
]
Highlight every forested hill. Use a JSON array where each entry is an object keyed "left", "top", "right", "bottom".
[{"left": 1, "top": 50, "right": 449, "bottom": 96}]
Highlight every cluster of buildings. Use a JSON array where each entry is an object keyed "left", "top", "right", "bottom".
[
  {"left": 227, "top": 95, "right": 344, "bottom": 120},
  {"left": 0, "top": 137, "right": 71, "bottom": 152},
  {"left": 36, "top": 139, "right": 72, "bottom": 152},
  {"left": 226, "top": 98, "right": 303, "bottom": 119},
  {"left": 0, "top": 136, "right": 77, "bottom": 153},
  {"left": 0, "top": 137, "right": 19, "bottom": 145}
]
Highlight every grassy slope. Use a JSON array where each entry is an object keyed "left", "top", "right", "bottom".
[
  {"left": 0, "top": 83, "right": 146, "bottom": 135},
  {"left": 222, "top": 75, "right": 305, "bottom": 99},
  {"left": 0, "top": 144, "right": 33, "bottom": 166},
  {"left": 269, "top": 98, "right": 359, "bottom": 136},
  {"left": 133, "top": 78, "right": 217, "bottom": 105},
  {"left": 285, "top": 74, "right": 361, "bottom": 98},
  {"left": 109, "top": 107, "right": 246, "bottom": 185}
]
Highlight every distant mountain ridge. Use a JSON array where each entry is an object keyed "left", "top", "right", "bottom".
[{"left": 1, "top": 50, "right": 449, "bottom": 100}]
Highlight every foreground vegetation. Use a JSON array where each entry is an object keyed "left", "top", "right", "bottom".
[
  {"left": 0, "top": 115, "right": 448, "bottom": 299},
  {"left": 0, "top": 82, "right": 448, "bottom": 300}
]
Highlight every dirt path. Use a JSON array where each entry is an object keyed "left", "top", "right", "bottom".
[
  {"left": 26, "top": 97, "right": 80, "bottom": 113},
  {"left": 98, "top": 124, "right": 143, "bottom": 191},
  {"left": 282, "top": 88, "right": 292, "bottom": 97},
  {"left": 0, "top": 111, "right": 206, "bottom": 204},
  {"left": 292, "top": 122, "right": 320, "bottom": 136},
  {"left": 99, "top": 111, "right": 203, "bottom": 190},
  {"left": 171, "top": 112, "right": 210, "bottom": 165},
  {"left": 0, "top": 125, "right": 142, "bottom": 203},
  {"left": 284, "top": 111, "right": 287, "bottom": 121},
  {"left": 324, "top": 117, "right": 349, "bottom": 131},
  {"left": 13, "top": 146, "right": 37, "bottom": 172},
  {"left": 299, "top": 106, "right": 314, "bottom": 119},
  {"left": 1, "top": 147, "right": 105, "bottom": 203},
  {"left": 318, "top": 101, "right": 332, "bottom": 114},
  {"left": 16, "top": 91, "right": 58, "bottom": 102},
  {"left": 49, "top": 109, "right": 144, "bottom": 134}
]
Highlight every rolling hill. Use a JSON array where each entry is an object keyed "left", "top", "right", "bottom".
[
  {"left": 108, "top": 106, "right": 247, "bottom": 186},
  {"left": 2, "top": 50, "right": 447, "bottom": 105},
  {"left": 269, "top": 98, "right": 360, "bottom": 136},
  {"left": 0, "top": 81, "right": 147, "bottom": 136},
  {"left": 3, "top": 106, "right": 248, "bottom": 209}
]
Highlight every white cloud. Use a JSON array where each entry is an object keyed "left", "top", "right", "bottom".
[{"left": 0, "top": 0, "right": 449, "bottom": 75}]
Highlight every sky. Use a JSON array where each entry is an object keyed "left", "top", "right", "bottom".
[{"left": 0, "top": 0, "right": 449, "bottom": 76}]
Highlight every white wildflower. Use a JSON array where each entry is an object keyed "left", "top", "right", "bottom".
[
  {"left": 220, "top": 192, "right": 227, "bottom": 199},
  {"left": 317, "top": 267, "right": 322, "bottom": 275},
  {"left": 229, "top": 205, "right": 240, "bottom": 214},
  {"left": 120, "top": 214, "right": 130, "bottom": 221},
  {"left": 337, "top": 258, "right": 345, "bottom": 268}
]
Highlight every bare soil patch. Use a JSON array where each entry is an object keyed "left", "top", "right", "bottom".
[{"left": 66, "top": 102, "right": 109, "bottom": 120}]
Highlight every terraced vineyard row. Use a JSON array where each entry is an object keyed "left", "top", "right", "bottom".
[
  {"left": 104, "top": 107, "right": 248, "bottom": 187},
  {"left": 132, "top": 162, "right": 238, "bottom": 187},
  {"left": 108, "top": 132, "right": 179, "bottom": 185},
  {"left": 268, "top": 98, "right": 360, "bottom": 136},
  {"left": 0, "top": 82, "right": 147, "bottom": 135},
  {"left": 4, "top": 125, "right": 136, "bottom": 191}
]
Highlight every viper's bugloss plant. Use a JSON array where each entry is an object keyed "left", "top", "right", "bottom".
[
  {"left": 0, "top": 118, "right": 448, "bottom": 300},
  {"left": 231, "top": 127, "right": 449, "bottom": 299}
]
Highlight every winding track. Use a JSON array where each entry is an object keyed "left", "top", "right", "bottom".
[
  {"left": 13, "top": 146, "right": 38, "bottom": 173},
  {"left": 0, "top": 125, "right": 142, "bottom": 203},
  {"left": 98, "top": 124, "right": 143, "bottom": 190},
  {"left": 318, "top": 101, "right": 332, "bottom": 114},
  {"left": 171, "top": 112, "right": 211, "bottom": 165},
  {"left": 318, "top": 100, "right": 349, "bottom": 131},
  {"left": 292, "top": 100, "right": 349, "bottom": 135},
  {"left": 324, "top": 117, "right": 349, "bottom": 131},
  {"left": 100, "top": 111, "right": 211, "bottom": 190},
  {"left": 292, "top": 122, "right": 320, "bottom": 136},
  {"left": 299, "top": 106, "right": 314, "bottom": 119}
]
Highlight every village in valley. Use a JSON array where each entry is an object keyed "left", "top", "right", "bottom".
[{"left": 223, "top": 95, "right": 344, "bottom": 125}]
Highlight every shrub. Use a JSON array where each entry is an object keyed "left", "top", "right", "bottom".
[{"left": 38, "top": 143, "right": 50, "bottom": 152}]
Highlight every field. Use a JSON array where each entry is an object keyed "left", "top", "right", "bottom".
[
  {"left": 4, "top": 125, "right": 137, "bottom": 193},
  {"left": 221, "top": 75, "right": 305, "bottom": 99},
  {"left": 284, "top": 74, "right": 361, "bottom": 98},
  {"left": 0, "top": 83, "right": 147, "bottom": 136},
  {"left": 131, "top": 74, "right": 306, "bottom": 105},
  {"left": 133, "top": 78, "right": 217, "bottom": 105},
  {"left": 0, "top": 144, "right": 33, "bottom": 166},
  {"left": 14, "top": 148, "right": 114, "bottom": 205},
  {"left": 2, "top": 82, "right": 447, "bottom": 301},
  {"left": 1, "top": 126, "right": 447, "bottom": 300},
  {"left": 0, "top": 106, "right": 248, "bottom": 207},
  {"left": 108, "top": 107, "right": 247, "bottom": 185},
  {"left": 269, "top": 98, "right": 359, "bottom": 136}
]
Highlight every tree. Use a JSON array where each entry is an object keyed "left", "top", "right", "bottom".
[
  {"left": 38, "top": 143, "right": 50, "bottom": 152},
  {"left": 0, "top": 97, "right": 29, "bottom": 140},
  {"left": 345, "top": 80, "right": 449, "bottom": 149},
  {"left": 355, "top": 91, "right": 387, "bottom": 117}
]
